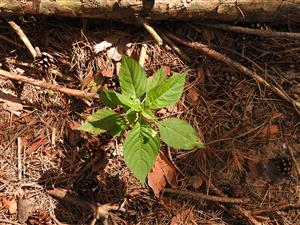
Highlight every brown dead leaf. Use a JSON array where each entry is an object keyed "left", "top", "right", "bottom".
[
  {"left": 148, "top": 152, "right": 177, "bottom": 197},
  {"left": 196, "top": 67, "right": 205, "bottom": 84},
  {"left": 187, "top": 88, "right": 200, "bottom": 105},
  {"left": 170, "top": 208, "right": 194, "bottom": 225},
  {"left": 2, "top": 197, "right": 17, "bottom": 214},
  {"left": 26, "top": 136, "right": 48, "bottom": 155},
  {"left": 259, "top": 124, "right": 279, "bottom": 138},
  {"left": 66, "top": 121, "right": 82, "bottom": 147}
]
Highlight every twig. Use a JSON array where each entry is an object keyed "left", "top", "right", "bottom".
[
  {"left": 196, "top": 23, "right": 300, "bottom": 40},
  {"left": 142, "top": 22, "right": 163, "bottom": 45},
  {"left": 139, "top": 44, "right": 147, "bottom": 67},
  {"left": 164, "top": 188, "right": 249, "bottom": 204},
  {"left": 165, "top": 32, "right": 300, "bottom": 115},
  {"left": 287, "top": 145, "right": 300, "bottom": 177},
  {"left": 17, "top": 137, "right": 22, "bottom": 181},
  {"left": 51, "top": 127, "right": 56, "bottom": 147},
  {"left": 253, "top": 203, "right": 300, "bottom": 214},
  {"left": 8, "top": 21, "right": 37, "bottom": 58},
  {"left": 48, "top": 188, "right": 123, "bottom": 225},
  {"left": 167, "top": 147, "right": 185, "bottom": 177},
  {"left": 0, "top": 69, "right": 98, "bottom": 100},
  {"left": 159, "top": 32, "right": 191, "bottom": 63}
]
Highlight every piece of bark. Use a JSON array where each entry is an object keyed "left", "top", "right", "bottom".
[{"left": 0, "top": 1, "right": 300, "bottom": 23}]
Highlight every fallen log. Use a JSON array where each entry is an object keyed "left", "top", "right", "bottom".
[{"left": 0, "top": 0, "right": 300, "bottom": 23}]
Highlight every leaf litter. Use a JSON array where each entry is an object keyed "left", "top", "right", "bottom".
[{"left": 0, "top": 17, "right": 299, "bottom": 225}]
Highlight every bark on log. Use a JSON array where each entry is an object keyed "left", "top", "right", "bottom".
[{"left": 0, "top": 0, "right": 300, "bottom": 23}]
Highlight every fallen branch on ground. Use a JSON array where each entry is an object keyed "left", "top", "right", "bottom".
[
  {"left": 0, "top": 69, "right": 98, "bottom": 100},
  {"left": 165, "top": 32, "right": 300, "bottom": 115},
  {"left": 196, "top": 23, "right": 300, "bottom": 40}
]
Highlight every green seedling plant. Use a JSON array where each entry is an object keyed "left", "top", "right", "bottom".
[{"left": 79, "top": 55, "right": 204, "bottom": 184}]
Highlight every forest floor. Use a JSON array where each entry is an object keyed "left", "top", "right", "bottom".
[{"left": 0, "top": 17, "right": 299, "bottom": 225}]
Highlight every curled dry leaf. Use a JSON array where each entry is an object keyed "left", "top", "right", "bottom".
[
  {"left": 187, "top": 88, "right": 200, "bottom": 105},
  {"left": 148, "top": 152, "right": 177, "bottom": 197}
]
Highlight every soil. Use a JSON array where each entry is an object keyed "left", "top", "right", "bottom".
[{"left": 0, "top": 17, "right": 299, "bottom": 225}]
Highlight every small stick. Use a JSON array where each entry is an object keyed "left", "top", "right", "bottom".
[
  {"left": 164, "top": 188, "right": 249, "bottom": 204},
  {"left": 165, "top": 32, "right": 300, "bottom": 115},
  {"left": 0, "top": 69, "right": 98, "bottom": 100},
  {"left": 142, "top": 22, "right": 163, "bottom": 45},
  {"left": 287, "top": 145, "right": 300, "bottom": 177},
  {"left": 139, "top": 44, "right": 147, "bottom": 67},
  {"left": 159, "top": 32, "right": 191, "bottom": 63},
  {"left": 197, "top": 23, "right": 300, "bottom": 40},
  {"left": 51, "top": 127, "right": 56, "bottom": 147},
  {"left": 17, "top": 137, "right": 22, "bottom": 181},
  {"left": 253, "top": 203, "right": 300, "bottom": 214},
  {"left": 8, "top": 21, "right": 37, "bottom": 58}
]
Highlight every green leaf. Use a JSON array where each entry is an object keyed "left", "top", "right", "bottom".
[
  {"left": 141, "top": 108, "right": 157, "bottom": 122},
  {"left": 99, "top": 89, "right": 122, "bottom": 107},
  {"left": 99, "top": 89, "right": 141, "bottom": 110},
  {"left": 119, "top": 55, "right": 147, "bottom": 98},
  {"left": 78, "top": 108, "right": 126, "bottom": 136},
  {"left": 146, "top": 67, "right": 166, "bottom": 92},
  {"left": 145, "top": 73, "right": 186, "bottom": 109},
  {"left": 126, "top": 109, "right": 138, "bottom": 125},
  {"left": 157, "top": 118, "right": 204, "bottom": 150},
  {"left": 123, "top": 121, "right": 160, "bottom": 184}
]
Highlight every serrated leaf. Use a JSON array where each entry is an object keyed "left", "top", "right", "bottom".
[
  {"left": 99, "top": 89, "right": 141, "bottom": 110},
  {"left": 119, "top": 55, "right": 147, "bottom": 98},
  {"left": 123, "top": 121, "right": 160, "bottom": 184},
  {"left": 145, "top": 73, "right": 186, "bottom": 109},
  {"left": 146, "top": 67, "right": 166, "bottom": 92},
  {"left": 157, "top": 118, "right": 204, "bottom": 150},
  {"left": 78, "top": 108, "right": 126, "bottom": 136}
]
